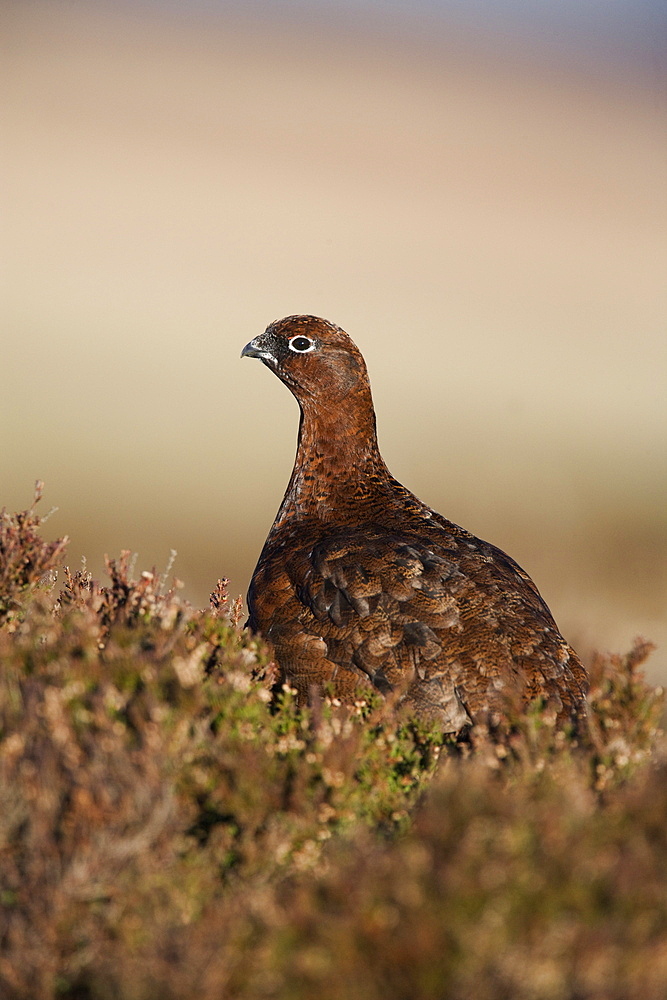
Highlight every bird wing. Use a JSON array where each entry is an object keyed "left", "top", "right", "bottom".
[{"left": 273, "top": 526, "right": 585, "bottom": 731}]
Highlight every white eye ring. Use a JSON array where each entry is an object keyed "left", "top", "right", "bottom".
[{"left": 288, "top": 335, "right": 316, "bottom": 353}]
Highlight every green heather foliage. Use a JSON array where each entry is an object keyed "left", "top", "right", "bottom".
[{"left": 0, "top": 488, "right": 665, "bottom": 999}]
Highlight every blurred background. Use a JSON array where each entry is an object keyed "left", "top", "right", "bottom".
[{"left": 2, "top": 0, "right": 666, "bottom": 678}]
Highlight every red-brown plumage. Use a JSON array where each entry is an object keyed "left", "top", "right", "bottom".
[{"left": 242, "top": 315, "right": 587, "bottom": 733}]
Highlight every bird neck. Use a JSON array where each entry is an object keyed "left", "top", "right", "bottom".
[{"left": 280, "top": 387, "right": 390, "bottom": 517}]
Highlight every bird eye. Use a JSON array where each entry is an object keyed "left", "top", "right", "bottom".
[{"left": 288, "top": 335, "right": 315, "bottom": 353}]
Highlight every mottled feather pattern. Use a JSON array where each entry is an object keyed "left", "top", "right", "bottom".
[{"left": 242, "top": 316, "right": 588, "bottom": 734}]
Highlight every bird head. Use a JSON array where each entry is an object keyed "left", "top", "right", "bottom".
[{"left": 241, "top": 315, "right": 369, "bottom": 404}]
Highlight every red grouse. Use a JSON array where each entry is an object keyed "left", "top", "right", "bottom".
[{"left": 242, "top": 316, "right": 587, "bottom": 733}]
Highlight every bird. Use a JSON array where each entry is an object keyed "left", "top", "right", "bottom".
[{"left": 241, "top": 315, "right": 588, "bottom": 734}]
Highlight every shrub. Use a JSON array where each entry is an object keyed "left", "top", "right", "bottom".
[
  {"left": 0, "top": 482, "right": 68, "bottom": 626},
  {"left": 0, "top": 490, "right": 664, "bottom": 999}
]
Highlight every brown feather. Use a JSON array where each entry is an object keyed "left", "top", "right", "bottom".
[{"left": 242, "top": 316, "right": 588, "bottom": 734}]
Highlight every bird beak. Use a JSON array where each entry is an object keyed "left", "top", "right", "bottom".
[
  {"left": 241, "top": 339, "right": 262, "bottom": 359},
  {"left": 241, "top": 335, "right": 276, "bottom": 363}
]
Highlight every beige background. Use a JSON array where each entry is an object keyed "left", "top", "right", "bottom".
[{"left": 3, "top": 3, "right": 666, "bottom": 678}]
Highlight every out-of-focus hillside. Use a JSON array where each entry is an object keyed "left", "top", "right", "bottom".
[{"left": 2, "top": 2, "right": 666, "bottom": 676}]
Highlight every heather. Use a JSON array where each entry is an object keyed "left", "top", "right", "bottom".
[{"left": 0, "top": 487, "right": 665, "bottom": 1000}]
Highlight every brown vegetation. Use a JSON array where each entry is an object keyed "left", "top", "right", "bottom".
[{"left": 0, "top": 487, "right": 665, "bottom": 999}]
